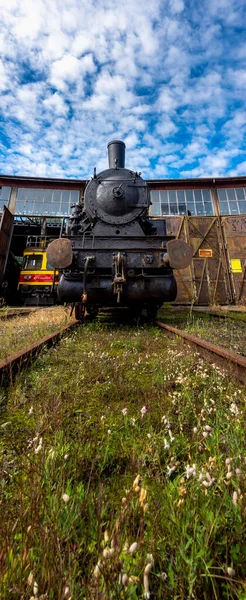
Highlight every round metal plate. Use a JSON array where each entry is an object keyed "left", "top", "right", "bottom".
[
  {"left": 46, "top": 238, "right": 73, "bottom": 269},
  {"left": 167, "top": 240, "right": 193, "bottom": 269}
]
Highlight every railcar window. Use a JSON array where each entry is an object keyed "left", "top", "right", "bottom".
[
  {"left": 15, "top": 188, "right": 80, "bottom": 216},
  {"left": 150, "top": 189, "right": 214, "bottom": 216},
  {"left": 23, "top": 255, "right": 42, "bottom": 270},
  {"left": 217, "top": 187, "right": 246, "bottom": 215}
]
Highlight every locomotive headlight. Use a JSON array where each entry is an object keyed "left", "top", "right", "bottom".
[{"left": 23, "top": 275, "right": 32, "bottom": 280}]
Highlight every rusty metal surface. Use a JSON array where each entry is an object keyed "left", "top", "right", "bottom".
[
  {"left": 0, "top": 205, "right": 14, "bottom": 284},
  {"left": 165, "top": 216, "right": 233, "bottom": 305},
  {"left": 156, "top": 320, "right": 246, "bottom": 382},
  {"left": 166, "top": 239, "right": 193, "bottom": 269},
  {"left": 222, "top": 216, "right": 246, "bottom": 304},
  {"left": 46, "top": 238, "right": 73, "bottom": 269},
  {"left": 0, "top": 319, "right": 78, "bottom": 386}
]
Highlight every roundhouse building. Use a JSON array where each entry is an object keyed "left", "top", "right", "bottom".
[{"left": 0, "top": 173, "right": 246, "bottom": 305}]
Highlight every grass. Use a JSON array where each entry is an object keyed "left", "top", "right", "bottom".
[
  {"left": 0, "top": 322, "right": 245, "bottom": 599},
  {"left": 158, "top": 306, "right": 246, "bottom": 356},
  {"left": 0, "top": 307, "right": 72, "bottom": 360}
]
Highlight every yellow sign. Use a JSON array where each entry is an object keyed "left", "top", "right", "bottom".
[
  {"left": 230, "top": 259, "right": 242, "bottom": 273},
  {"left": 199, "top": 249, "right": 213, "bottom": 258}
]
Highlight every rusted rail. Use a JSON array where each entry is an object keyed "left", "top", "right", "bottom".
[
  {"left": 156, "top": 320, "right": 246, "bottom": 383},
  {"left": 0, "top": 319, "right": 78, "bottom": 386}
]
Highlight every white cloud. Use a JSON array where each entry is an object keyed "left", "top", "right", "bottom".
[{"left": 0, "top": 0, "right": 244, "bottom": 179}]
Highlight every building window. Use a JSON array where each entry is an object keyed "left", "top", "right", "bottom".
[
  {"left": 0, "top": 186, "right": 12, "bottom": 205},
  {"left": 217, "top": 187, "right": 246, "bottom": 215},
  {"left": 15, "top": 188, "right": 80, "bottom": 216},
  {"left": 150, "top": 189, "right": 214, "bottom": 216}
]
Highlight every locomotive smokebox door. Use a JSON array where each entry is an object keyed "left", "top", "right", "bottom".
[
  {"left": 167, "top": 240, "right": 193, "bottom": 269},
  {"left": 46, "top": 238, "right": 73, "bottom": 269}
]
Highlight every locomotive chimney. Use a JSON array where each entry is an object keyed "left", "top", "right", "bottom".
[{"left": 107, "top": 140, "right": 125, "bottom": 169}]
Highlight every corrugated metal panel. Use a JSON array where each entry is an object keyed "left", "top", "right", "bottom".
[
  {"left": 165, "top": 216, "right": 233, "bottom": 305},
  {"left": 222, "top": 216, "right": 246, "bottom": 304}
]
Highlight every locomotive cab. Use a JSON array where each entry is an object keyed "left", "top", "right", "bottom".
[
  {"left": 18, "top": 236, "right": 59, "bottom": 306},
  {"left": 47, "top": 141, "right": 193, "bottom": 320}
]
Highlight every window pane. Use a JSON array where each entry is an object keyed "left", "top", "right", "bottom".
[
  {"left": 15, "top": 201, "right": 25, "bottom": 214},
  {"left": 205, "top": 203, "right": 213, "bottom": 216},
  {"left": 151, "top": 191, "right": 160, "bottom": 203},
  {"left": 160, "top": 190, "right": 168, "bottom": 203},
  {"left": 229, "top": 201, "right": 238, "bottom": 214},
  {"left": 219, "top": 201, "right": 229, "bottom": 214},
  {"left": 194, "top": 189, "right": 202, "bottom": 202},
  {"left": 170, "top": 204, "right": 178, "bottom": 215},
  {"left": 152, "top": 203, "right": 161, "bottom": 216},
  {"left": 61, "top": 204, "right": 69, "bottom": 215},
  {"left": 53, "top": 190, "right": 62, "bottom": 203},
  {"left": 161, "top": 203, "right": 169, "bottom": 215},
  {"left": 25, "top": 189, "right": 35, "bottom": 202},
  {"left": 239, "top": 201, "right": 246, "bottom": 214},
  {"left": 235, "top": 187, "right": 245, "bottom": 200},
  {"left": 62, "top": 190, "right": 70, "bottom": 203},
  {"left": 178, "top": 204, "right": 186, "bottom": 215},
  {"left": 227, "top": 188, "right": 236, "bottom": 201},
  {"left": 217, "top": 188, "right": 226, "bottom": 201},
  {"left": 0, "top": 186, "right": 11, "bottom": 201},
  {"left": 202, "top": 189, "right": 211, "bottom": 201},
  {"left": 71, "top": 190, "right": 79, "bottom": 203},
  {"left": 177, "top": 190, "right": 185, "bottom": 202},
  {"left": 187, "top": 202, "right": 195, "bottom": 215},
  {"left": 196, "top": 203, "right": 205, "bottom": 215},
  {"left": 168, "top": 190, "right": 176, "bottom": 203},
  {"left": 23, "top": 255, "right": 42, "bottom": 270},
  {"left": 185, "top": 190, "right": 194, "bottom": 202}
]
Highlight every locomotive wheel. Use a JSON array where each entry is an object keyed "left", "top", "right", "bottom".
[
  {"left": 75, "top": 302, "right": 85, "bottom": 322},
  {"left": 87, "top": 305, "right": 99, "bottom": 319},
  {"left": 146, "top": 304, "right": 158, "bottom": 323}
]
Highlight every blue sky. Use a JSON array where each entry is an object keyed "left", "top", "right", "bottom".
[{"left": 0, "top": 0, "right": 245, "bottom": 179}]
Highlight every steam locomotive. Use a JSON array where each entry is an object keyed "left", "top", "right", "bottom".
[{"left": 47, "top": 141, "right": 192, "bottom": 320}]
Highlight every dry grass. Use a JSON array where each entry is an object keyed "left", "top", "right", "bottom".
[{"left": 0, "top": 307, "right": 72, "bottom": 360}]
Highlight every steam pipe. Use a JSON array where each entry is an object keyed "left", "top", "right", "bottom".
[{"left": 107, "top": 140, "right": 126, "bottom": 169}]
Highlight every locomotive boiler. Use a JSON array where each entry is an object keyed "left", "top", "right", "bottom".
[{"left": 47, "top": 141, "right": 193, "bottom": 320}]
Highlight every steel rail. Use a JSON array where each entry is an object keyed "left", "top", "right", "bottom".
[
  {"left": 0, "top": 319, "right": 78, "bottom": 386},
  {"left": 156, "top": 320, "right": 246, "bottom": 383}
]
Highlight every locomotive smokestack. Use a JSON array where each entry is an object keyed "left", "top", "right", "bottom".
[{"left": 107, "top": 140, "right": 125, "bottom": 169}]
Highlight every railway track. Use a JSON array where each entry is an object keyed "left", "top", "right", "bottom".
[
  {"left": 1, "top": 310, "right": 246, "bottom": 387},
  {"left": 156, "top": 320, "right": 246, "bottom": 383},
  {"left": 0, "top": 318, "right": 78, "bottom": 386}
]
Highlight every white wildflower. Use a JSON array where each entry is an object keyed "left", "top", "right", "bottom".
[
  {"left": 227, "top": 567, "right": 235, "bottom": 577},
  {"left": 167, "top": 465, "right": 176, "bottom": 477},
  {"left": 27, "top": 572, "right": 34, "bottom": 586},
  {"left": 204, "top": 425, "right": 212, "bottom": 432},
  {"left": 62, "top": 493, "right": 70, "bottom": 503},
  {"left": 168, "top": 429, "right": 175, "bottom": 442},
  {"left": 28, "top": 406, "right": 34, "bottom": 416},
  {"left": 232, "top": 491, "right": 238, "bottom": 505},
  {"left": 122, "top": 573, "right": 128, "bottom": 586},
  {"left": 34, "top": 438, "right": 43, "bottom": 454},
  {"left": 64, "top": 454, "right": 68, "bottom": 460},
  {"left": 160, "top": 572, "right": 167, "bottom": 581},
  {"left": 130, "top": 417, "right": 136, "bottom": 426},
  {"left": 193, "top": 427, "right": 198, "bottom": 433},
  {"left": 93, "top": 563, "right": 101, "bottom": 578},
  {"left": 147, "top": 433, "right": 152, "bottom": 439},
  {"left": 235, "top": 468, "right": 242, "bottom": 476},
  {"left": 202, "top": 431, "right": 209, "bottom": 439},
  {"left": 122, "top": 408, "right": 128, "bottom": 416},
  {"left": 107, "top": 429, "right": 111, "bottom": 434},
  {"left": 33, "top": 582, "right": 38, "bottom": 597},
  {"left": 128, "top": 542, "right": 138, "bottom": 555},
  {"left": 164, "top": 438, "right": 170, "bottom": 450},
  {"left": 140, "top": 406, "right": 147, "bottom": 418}
]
